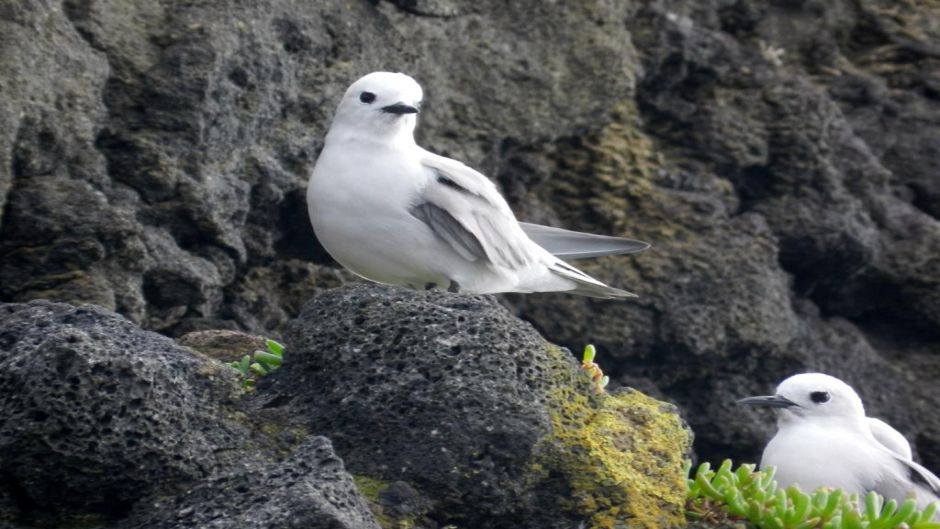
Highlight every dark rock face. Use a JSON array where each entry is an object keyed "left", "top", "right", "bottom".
[
  {"left": 259, "top": 284, "right": 691, "bottom": 529},
  {"left": 501, "top": 0, "right": 940, "bottom": 469},
  {"left": 120, "top": 437, "right": 380, "bottom": 529},
  {"left": 0, "top": 300, "right": 378, "bottom": 529},
  {"left": 0, "top": 0, "right": 634, "bottom": 335},
  {"left": 2, "top": 0, "right": 939, "bottom": 482}
]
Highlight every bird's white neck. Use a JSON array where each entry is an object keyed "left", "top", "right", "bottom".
[
  {"left": 324, "top": 124, "right": 417, "bottom": 151},
  {"left": 778, "top": 413, "right": 870, "bottom": 434}
]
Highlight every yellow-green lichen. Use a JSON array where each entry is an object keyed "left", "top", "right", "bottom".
[
  {"left": 352, "top": 475, "right": 417, "bottom": 529},
  {"left": 532, "top": 346, "right": 692, "bottom": 529}
]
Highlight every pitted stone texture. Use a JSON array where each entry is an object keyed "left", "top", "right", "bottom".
[
  {"left": 261, "top": 284, "right": 691, "bottom": 529},
  {"left": 272, "top": 284, "right": 555, "bottom": 520},
  {"left": 0, "top": 301, "right": 246, "bottom": 523},
  {"left": 119, "top": 437, "right": 380, "bottom": 529}
]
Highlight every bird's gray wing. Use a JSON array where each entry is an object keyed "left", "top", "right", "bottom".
[
  {"left": 868, "top": 418, "right": 913, "bottom": 460},
  {"left": 895, "top": 455, "right": 940, "bottom": 497},
  {"left": 415, "top": 151, "right": 637, "bottom": 298},
  {"left": 518, "top": 222, "right": 650, "bottom": 260},
  {"left": 870, "top": 446, "right": 940, "bottom": 507},
  {"left": 415, "top": 151, "right": 540, "bottom": 270}
]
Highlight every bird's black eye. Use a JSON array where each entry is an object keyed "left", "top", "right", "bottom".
[
  {"left": 360, "top": 91, "right": 376, "bottom": 104},
  {"left": 810, "top": 391, "right": 831, "bottom": 404}
]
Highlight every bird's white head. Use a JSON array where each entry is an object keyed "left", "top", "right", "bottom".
[
  {"left": 739, "top": 372, "right": 866, "bottom": 426},
  {"left": 326, "top": 71, "right": 424, "bottom": 146}
]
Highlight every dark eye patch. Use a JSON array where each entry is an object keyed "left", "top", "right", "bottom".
[
  {"left": 360, "top": 91, "right": 376, "bottom": 104},
  {"left": 810, "top": 391, "right": 831, "bottom": 404}
]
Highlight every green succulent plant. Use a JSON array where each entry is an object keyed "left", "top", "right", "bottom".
[
  {"left": 228, "top": 338, "right": 284, "bottom": 390},
  {"left": 580, "top": 344, "right": 609, "bottom": 392},
  {"left": 687, "top": 460, "right": 940, "bottom": 529}
]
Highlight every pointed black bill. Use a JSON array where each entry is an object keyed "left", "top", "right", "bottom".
[
  {"left": 737, "top": 395, "right": 800, "bottom": 408},
  {"left": 381, "top": 103, "right": 419, "bottom": 115}
]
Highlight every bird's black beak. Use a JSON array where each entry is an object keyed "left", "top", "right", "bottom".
[
  {"left": 737, "top": 395, "right": 800, "bottom": 408},
  {"left": 381, "top": 103, "right": 419, "bottom": 115}
]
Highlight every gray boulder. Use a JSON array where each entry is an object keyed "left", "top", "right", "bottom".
[
  {"left": 258, "top": 284, "right": 693, "bottom": 529},
  {"left": 0, "top": 300, "right": 377, "bottom": 528}
]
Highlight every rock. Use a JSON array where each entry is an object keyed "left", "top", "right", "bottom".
[
  {"left": 0, "top": 0, "right": 636, "bottom": 335},
  {"left": 257, "top": 284, "right": 692, "bottom": 529},
  {"left": 119, "top": 437, "right": 380, "bottom": 529},
  {"left": 0, "top": 301, "right": 244, "bottom": 524},
  {"left": 500, "top": 1, "right": 940, "bottom": 470},
  {"left": 0, "top": 300, "right": 377, "bottom": 528},
  {"left": 3, "top": 0, "right": 940, "bottom": 486},
  {"left": 177, "top": 329, "right": 267, "bottom": 362}
]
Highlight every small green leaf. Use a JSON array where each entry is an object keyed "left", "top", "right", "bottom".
[
  {"left": 918, "top": 502, "right": 938, "bottom": 523},
  {"left": 266, "top": 338, "right": 284, "bottom": 356},
  {"left": 254, "top": 351, "right": 282, "bottom": 368},
  {"left": 249, "top": 362, "right": 267, "bottom": 375},
  {"left": 582, "top": 344, "right": 596, "bottom": 363}
]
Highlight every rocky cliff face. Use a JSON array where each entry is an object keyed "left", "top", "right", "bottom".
[{"left": 1, "top": 0, "right": 938, "bottom": 487}]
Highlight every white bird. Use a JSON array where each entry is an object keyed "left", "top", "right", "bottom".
[
  {"left": 739, "top": 373, "right": 940, "bottom": 511},
  {"left": 307, "top": 72, "right": 648, "bottom": 299}
]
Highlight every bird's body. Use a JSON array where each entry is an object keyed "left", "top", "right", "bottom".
[
  {"left": 308, "top": 72, "right": 647, "bottom": 298},
  {"left": 740, "top": 373, "right": 940, "bottom": 511}
]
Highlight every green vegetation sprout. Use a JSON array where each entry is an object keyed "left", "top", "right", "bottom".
[
  {"left": 580, "top": 344, "right": 609, "bottom": 392},
  {"left": 228, "top": 338, "right": 284, "bottom": 390},
  {"left": 687, "top": 459, "right": 940, "bottom": 529}
]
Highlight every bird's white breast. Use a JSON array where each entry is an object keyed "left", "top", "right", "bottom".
[
  {"left": 762, "top": 421, "right": 885, "bottom": 494},
  {"left": 307, "top": 139, "right": 453, "bottom": 286}
]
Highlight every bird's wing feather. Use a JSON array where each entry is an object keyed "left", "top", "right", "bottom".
[
  {"left": 415, "top": 152, "right": 540, "bottom": 270},
  {"left": 414, "top": 152, "right": 638, "bottom": 299},
  {"left": 869, "top": 442, "right": 940, "bottom": 505},
  {"left": 894, "top": 455, "right": 940, "bottom": 496},
  {"left": 868, "top": 418, "right": 913, "bottom": 460},
  {"left": 519, "top": 222, "right": 650, "bottom": 260}
]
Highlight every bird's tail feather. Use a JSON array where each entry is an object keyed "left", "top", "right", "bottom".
[
  {"left": 520, "top": 222, "right": 650, "bottom": 260},
  {"left": 547, "top": 261, "right": 637, "bottom": 299}
]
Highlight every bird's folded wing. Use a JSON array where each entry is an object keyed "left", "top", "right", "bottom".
[
  {"left": 414, "top": 151, "right": 539, "bottom": 270},
  {"left": 874, "top": 447, "right": 940, "bottom": 500},
  {"left": 518, "top": 222, "right": 650, "bottom": 260},
  {"left": 897, "top": 455, "right": 940, "bottom": 496},
  {"left": 868, "top": 418, "right": 913, "bottom": 460}
]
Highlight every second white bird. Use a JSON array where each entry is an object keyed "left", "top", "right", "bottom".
[
  {"left": 739, "top": 373, "right": 940, "bottom": 511},
  {"left": 307, "top": 72, "right": 648, "bottom": 299}
]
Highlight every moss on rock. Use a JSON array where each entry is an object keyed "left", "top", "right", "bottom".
[{"left": 532, "top": 346, "right": 692, "bottom": 529}]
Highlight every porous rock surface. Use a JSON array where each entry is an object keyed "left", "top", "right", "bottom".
[
  {"left": 0, "top": 300, "right": 378, "bottom": 529},
  {"left": 119, "top": 436, "right": 380, "bottom": 529},
  {"left": 2, "top": 0, "right": 939, "bottom": 483},
  {"left": 258, "top": 284, "right": 692, "bottom": 529}
]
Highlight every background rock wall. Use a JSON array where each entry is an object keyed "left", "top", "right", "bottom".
[{"left": 2, "top": 0, "right": 938, "bottom": 467}]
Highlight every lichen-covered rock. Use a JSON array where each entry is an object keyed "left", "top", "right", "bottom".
[
  {"left": 501, "top": 1, "right": 940, "bottom": 469},
  {"left": 119, "top": 437, "right": 380, "bottom": 529},
  {"left": 3, "top": 0, "right": 939, "bottom": 485},
  {"left": 258, "top": 284, "right": 692, "bottom": 529},
  {"left": 0, "top": 300, "right": 378, "bottom": 529}
]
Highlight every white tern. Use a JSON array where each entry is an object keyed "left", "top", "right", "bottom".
[
  {"left": 307, "top": 72, "right": 648, "bottom": 298},
  {"left": 739, "top": 373, "right": 940, "bottom": 510}
]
